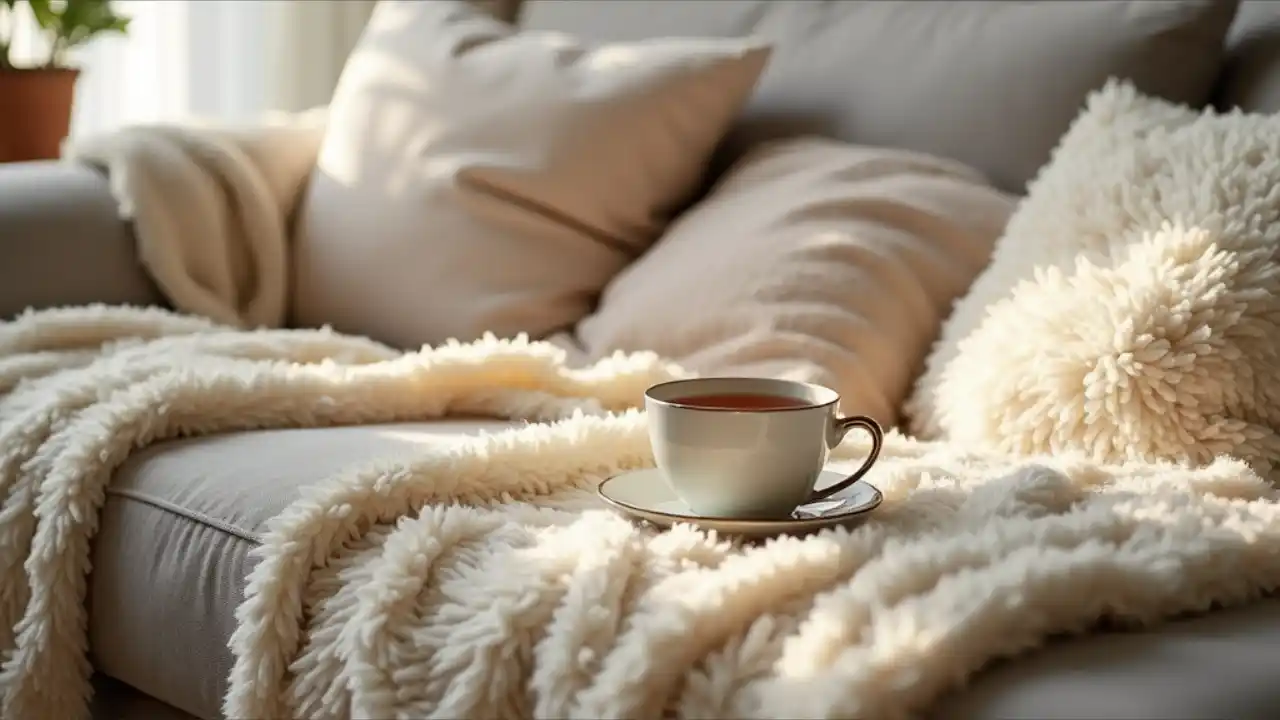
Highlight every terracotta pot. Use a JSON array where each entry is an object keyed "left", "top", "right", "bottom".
[{"left": 0, "top": 68, "right": 80, "bottom": 163}]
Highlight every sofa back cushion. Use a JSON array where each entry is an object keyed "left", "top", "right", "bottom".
[
  {"left": 1217, "top": 0, "right": 1280, "bottom": 113},
  {"left": 522, "top": 0, "right": 1240, "bottom": 193}
]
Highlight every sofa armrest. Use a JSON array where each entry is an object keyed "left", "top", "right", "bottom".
[{"left": 0, "top": 161, "right": 167, "bottom": 321}]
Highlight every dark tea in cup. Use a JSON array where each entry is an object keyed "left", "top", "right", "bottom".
[{"left": 667, "top": 393, "right": 811, "bottom": 411}]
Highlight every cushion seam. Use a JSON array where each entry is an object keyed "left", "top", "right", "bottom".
[{"left": 106, "top": 487, "right": 263, "bottom": 544}]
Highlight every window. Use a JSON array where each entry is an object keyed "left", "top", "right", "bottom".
[{"left": 5, "top": 0, "right": 372, "bottom": 138}]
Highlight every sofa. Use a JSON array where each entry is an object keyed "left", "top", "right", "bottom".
[{"left": 3, "top": 1, "right": 1280, "bottom": 718}]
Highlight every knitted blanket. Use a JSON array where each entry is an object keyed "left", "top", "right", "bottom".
[{"left": 1, "top": 305, "right": 1278, "bottom": 720}]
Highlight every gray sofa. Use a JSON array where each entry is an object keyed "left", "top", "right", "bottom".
[{"left": 4, "top": 2, "right": 1280, "bottom": 718}]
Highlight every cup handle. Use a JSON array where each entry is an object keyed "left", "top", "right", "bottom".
[{"left": 808, "top": 415, "right": 884, "bottom": 503}]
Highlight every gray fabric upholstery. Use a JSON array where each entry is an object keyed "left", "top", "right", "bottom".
[
  {"left": 92, "top": 675, "right": 197, "bottom": 720},
  {"left": 473, "top": 0, "right": 523, "bottom": 23},
  {"left": 521, "top": 0, "right": 1240, "bottom": 193},
  {"left": 1217, "top": 0, "right": 1280, "bottom": 112},
  {"left": 0, "top": 161, "right": 166, "bottom": 320},
  {"left": 935, "top": 598, "right": 1280, "bottom": 719}
]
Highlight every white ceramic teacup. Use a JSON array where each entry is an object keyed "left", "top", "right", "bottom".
[{"left": 645, "top": 377, "right": 883, "bottom": 519}]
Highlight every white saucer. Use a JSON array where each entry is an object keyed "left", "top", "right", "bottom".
[{"left": 597, "top": 468, "right": 882, "bottom": 540}]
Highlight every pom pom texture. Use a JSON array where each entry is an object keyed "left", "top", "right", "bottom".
[{"left": 905, "top": 80, "right": 1280, "bottom": 479}]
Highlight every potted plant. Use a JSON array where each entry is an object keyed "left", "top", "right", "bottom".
[{"left": 0, "top": 0, "right": 129, "bottom": 163}]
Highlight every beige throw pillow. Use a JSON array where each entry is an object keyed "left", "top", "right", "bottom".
[
  {"left": 570, "top": 137, "right": 1016, "bottom": 425},
  {"left": 291, "top": 0, "right": 770, "bottom": 348},
  {"left": 904, "top": 80, "right": 1280, "bottom": 477}
]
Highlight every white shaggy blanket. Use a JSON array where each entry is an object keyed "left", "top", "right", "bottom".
[
  {"left": 1, "top": 305, "right": 1279, "bottom": 720},
  {"left": 65, "top": 108, "right": 328, "bottom": 329}
]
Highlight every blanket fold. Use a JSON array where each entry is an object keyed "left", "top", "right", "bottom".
[
  {"left": 0, "top": 305, "right": 1278, "bottom": 720},
  {"left": 65, "top": 108, "right": 328, "bottom": 329}
]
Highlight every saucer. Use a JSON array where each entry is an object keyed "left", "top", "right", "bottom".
[{"left": 596, "top": 468, "right": 882, "bottom": 540}]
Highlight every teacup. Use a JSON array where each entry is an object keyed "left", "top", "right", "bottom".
[{"left": 645, "top": 377, "right": 883, "bottom": 519}]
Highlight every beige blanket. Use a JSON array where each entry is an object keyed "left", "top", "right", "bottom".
[
  {"left": 65, "top": 109, "right": 328, "bottom": 329},
  {"left": 1, "top": 305, "right": 1279, "bottom": 720}
]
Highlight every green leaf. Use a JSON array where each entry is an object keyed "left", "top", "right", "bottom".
[
  {"left": 26, "top": 0, "right": 58, "bottom": 29},
  {"left": 10, "top": 0, "right": 130, "bottom": 67},
  {"left": 66, "top": 0, "right": 131, "bottom": 45},
  {"left": 27, "top": 0, "right": 130, "bottom": 63}
]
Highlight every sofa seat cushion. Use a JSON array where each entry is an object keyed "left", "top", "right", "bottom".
[
  {"left": 934, "top": 598, "right": 1280, "bottom": 720},
  {"left": 88, "top": 419, "right": 1280, "bottom": 720},
  {"left": 87, "top": 418, "right": 523, "bottom": 720}
]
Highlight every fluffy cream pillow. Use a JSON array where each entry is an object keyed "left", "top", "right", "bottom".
[
  {"left": 291, "top": 0, "right": 770, "bottom": 348},
  {"left": 905, "top": 80, "right": 1280, "bottom": 477},
  {"left": 568, "top": 137, "right": 1016, "bottom": 425}
]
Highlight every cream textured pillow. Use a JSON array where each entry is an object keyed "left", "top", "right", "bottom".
[
  {"left": 569, "top": 137, "right": 1016, "bottom": 425},
  {"left": 291, "top": 0, "right": 770, "bottom": 348},
  {"left": 904, "top": 80, "right": 1280, "bottom": 477}
]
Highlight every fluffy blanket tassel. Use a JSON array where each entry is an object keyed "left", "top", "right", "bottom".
[{"left": 1, "top": 305, "right": 1278, "bottom": 720}]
